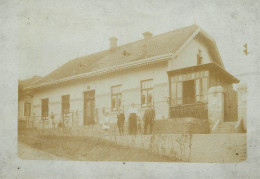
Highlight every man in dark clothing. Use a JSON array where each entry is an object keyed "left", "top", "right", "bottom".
[
  {"left": 117, "top": 108, "right": 125, "bottom": 135},
  {"left": 128, "top": 113, "right": 137, "bottom": 135},
  {"left": 143, "top": 104, "right": 155, "bottom": 135},
  {"left": 128, "top": 103, "right": 139, "bottom": 135}
]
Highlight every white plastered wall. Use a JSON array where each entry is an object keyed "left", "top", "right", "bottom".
[
  {"left": 168, "top": 38, "right": 213, "bottom": 71},
  {"left": 32, "top": 62, "right": 169, "bottom": 126}
]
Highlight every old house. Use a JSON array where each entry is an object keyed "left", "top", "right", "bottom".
[
  {"left": 18, "top": 76, "right": 41, "bottom": 128},
  {"left": 23, "top": 25, "right": 240, "bottom": 132}
]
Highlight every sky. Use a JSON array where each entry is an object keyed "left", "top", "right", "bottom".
[{"left": 2, "top": 0, "right": 259, "bottom": 81}]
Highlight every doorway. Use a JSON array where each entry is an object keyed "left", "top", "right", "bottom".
[
  {"left": 84, "top": 90, "right": 95, "bottom": 125},
  {"left": 182, "top": 80, "right": 195, "bottom": 104}
]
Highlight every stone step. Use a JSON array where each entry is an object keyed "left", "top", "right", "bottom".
[
  {"left": 215, "top": 128, "right": 236, "bottom": 131},
  {"left": 212, "top": 121, "right": 241, "bottom": 133},
  {"left": 215, "top": 126, "right": 235, "bottom": 130},
  {"left": 214, "top": 127, "right": 236, "bottom": 131},
  {"left": 221, "top": 122, "right": 236, "bottom": 124},
  {"left": 215, "top": 126, "right": 235, "bottom": 128},
  {"left": 212, "top": 129, "right": 236, "bottom": 133},
  {"left": 215, "top": 128, "right": 235, "bottom": 131},
  {"left": 217, "top": 126, "right": 235, "bottom": 129},
  {"left": 215, "top": 129, "right": 236, "bottom": 132},
  {"left": 218, "top": 123, "right": 236, "bottom": 127},
  {"left": 218, "top": 124, "right": 235, "bottom": 126}
]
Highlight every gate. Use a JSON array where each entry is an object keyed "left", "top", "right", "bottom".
[{"left": 224, "top": 89, "right": 238, "bottom": 121}]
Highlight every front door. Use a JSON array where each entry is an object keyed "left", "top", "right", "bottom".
[
  {"left": 84, "top": 90, "right": 95, "bottom": 125},
  {"left": 182, "top": 80, "right": 195, "bottom": 104}
]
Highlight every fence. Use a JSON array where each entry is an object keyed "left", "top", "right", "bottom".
[
  {"left": 20, "top": 100, "right": 166, "bottom": 129},
  {"left": 18, "top": 127, "right": 246, "bottom": 162},
  {"left": 170, "top": 102, "right": 208, "bottom": 119},
  {"left": 19, "top": 98, "right": 209, "bottom": 133},
  {"left": 21, "top": 111, "right": 93, "bottom": 129}
]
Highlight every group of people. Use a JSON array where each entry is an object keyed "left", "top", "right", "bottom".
[{"left": 102, "top": 103, "right": 156, "bottom": 136}]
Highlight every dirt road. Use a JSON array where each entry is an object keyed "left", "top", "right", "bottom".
[
  {"left": 18, "top": 142, "right": 65, "bottom": 160},
  {"left": 18, "top": 135, "right": 178, "bottom": 162}
]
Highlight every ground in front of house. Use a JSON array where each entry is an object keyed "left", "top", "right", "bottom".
[{"left": 18, "top": 134, "right": 179, "bottom": 162}]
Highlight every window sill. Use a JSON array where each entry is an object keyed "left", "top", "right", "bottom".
[
  {"left": 138, "top": 106, "right": 152, "bottom": 111},
  {"left": 110, "top": 111, "right": 119, "bottom": 114}
]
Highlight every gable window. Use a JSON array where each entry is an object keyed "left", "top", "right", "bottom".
[
  {"left": 111, "top": 85, "right": 122, "bottom": 111},
  {"left": 170, "top": 78, "right": 182, "bottom": 106},
  {"left": 41, "top": 98, "right": 49, "bottom": 120},
  {"left": 141, "top": 79, "right": 153, "bottom": 107},
  {"left": 62, "top": 95, "right": 70, "bottom": 116},
  {"left": 197, "top": 49, "right": 203, "bottom": 65}
]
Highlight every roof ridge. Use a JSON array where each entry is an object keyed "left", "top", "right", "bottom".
[
  {"left": 30, "top": 24, "right": 200, "bottom": 87},
  {"left": 111, "top": 24, "right": 199, "bottom": 50},
  {"left": 67, "top": 24, "right": 198, "bottom": 62}
]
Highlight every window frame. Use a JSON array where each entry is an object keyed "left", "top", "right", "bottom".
[
  {"left": 140, "top": 79, "right": 153, "bottom": 108},
  {"left": 24, "top": 103, "right": 31, "bottom": 117},
  {"left": 61, "top": 95, "right": 70, "bottom": 117},
  {"left": 170, "top": 76, "right": 183, "bottom": 106},
  {"left": 41, "top": 98, "right": 49, "bottom": 120},
  {"left": 111, "top": 85, "right": 122, "bottom": 112},
  {"left": 170, "top": 70, "right": 209, "bottom": 106}
]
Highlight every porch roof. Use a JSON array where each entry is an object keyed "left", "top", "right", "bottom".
[{"left": 167, "top": 63, "right": 239, "bottom": 83}]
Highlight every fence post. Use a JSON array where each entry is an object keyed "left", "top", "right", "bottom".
[
  {"left": 32, "top": 113, "right": 35, "bottom": 128},
  {"left": 26, "top": 116, "right": 29, "bottom": 128},
  {"left": 50, "top": 112, "right": 55, "bottom": 128},
  {"left": 42, "top": 117, "right": 44, "bottom": 136},
  {"left": 237, "top": 83, "right": 247, "bottom": 132},
  {"left": 72, "top": 111, "right": 74, "bottom": 128},
  {"left": 208, "top": 86, "right": 224, "bottom": 131}
]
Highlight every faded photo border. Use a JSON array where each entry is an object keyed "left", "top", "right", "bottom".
[{"left": 1, "top": 0, "right": 260, "bottom": 178}]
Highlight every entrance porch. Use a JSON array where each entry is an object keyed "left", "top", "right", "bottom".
[{"left": 167, "top": 63, "right": 239, "bottom": 121}]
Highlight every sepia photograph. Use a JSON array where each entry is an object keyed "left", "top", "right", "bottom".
[
  {"left": 1, "top": 0, "right": 260, "bottom": 178},
  {"left": 16, "top": 1, "right": 248, "bottom": 163}
]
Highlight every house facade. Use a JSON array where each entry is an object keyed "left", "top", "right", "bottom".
[
  {"left": 18, "top": 76, "right": 41, "bottom": 128},
  {"left": 23, "top": 25, "right": 239, "bottom": 129}
]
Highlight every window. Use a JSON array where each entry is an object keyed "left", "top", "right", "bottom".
[
  {"left": 170, "top": 71, "right": 209, "bottom": 106},
  {"left": 176, "top": 82, "right": 183, "bottom": 104},
  {"left": 183, "top": 80, "right": 195, "bottom": 104},
  {"left": 24, "top": 103, "right": 31, "bottom": 116},
  {"left": 171, "top": 78, "right": 177, "bottom": 105},
  {"left": 141, "top": 79, "right": 153, "bottom": 107},
  {"left": 197, "top": 49, "right": 203, "bottom": 65},
  {"left": 195, "top": 78, "right": 202, "bottom": 102},
  {"left": 111, "top": 85, "right": 122, "bottom": 111},
  {"left": 41, "top": 98, "right": 49, "bottom": 120},
  {"left": 171, "top": 81, "right": 182, "bottom": 106},
  {"left": 62, "top": 95, "right": 70, "bottom": 116}
]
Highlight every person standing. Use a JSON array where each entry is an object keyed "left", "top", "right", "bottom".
[
  {"left": 102, "top": 112, "right": 110, "bottom": 136},
  {"left": 117, "top": 107, "right": 125, "bottom": 135},
  {"left": 128, "top": 103, "right": 139, "bottom": 135},
  {"left": 143, "top": 104, "right": 155, "bottom": 135}
]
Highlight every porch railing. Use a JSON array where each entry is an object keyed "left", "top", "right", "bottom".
[{"left": 170, "top": 102, "right": 208, "bottom": 119}]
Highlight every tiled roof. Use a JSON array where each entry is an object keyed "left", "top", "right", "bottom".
[
  {"left": 18, "top": 76, "right": 41, "bottom": 98},
  {"left": 33, "top": 25, "right": 199, "bottom": 86},
  {"left": 19, "top": 76, "right": 42, "bottom": 89}
]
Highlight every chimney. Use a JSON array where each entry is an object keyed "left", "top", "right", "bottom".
[
  {"left": 143, "top": 31, "right": 153, "bottom": 39},
  {"left": 109, "top": 37, "right": 117, "bottom": 50}
]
